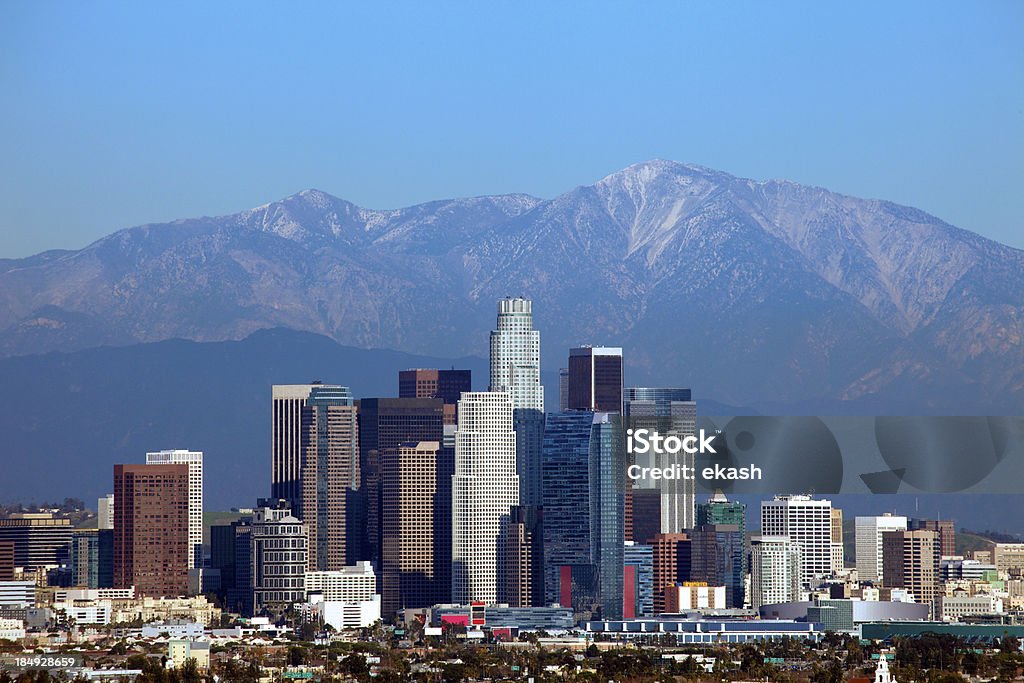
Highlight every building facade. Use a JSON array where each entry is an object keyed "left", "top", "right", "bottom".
[
  {"left": 760, "top": 495, "right": 834, "bottom": 588},
  {"left": 750, "top": 535, "right": 801, "bottom": 610},
  {"left": 855, "top": 514, "right": 908, "bottom": 584},
  {"left": 590, "top": 413, "right": 625, "bottom": 619},
  {"left": 451, "top": 392, "right": 518, "bottom": 604},
  {"left": 113, "top": 463, "right": 189, "bottom": 597},
  {"left": 489, "top": 297, "right": 544, "bottom": 508},
  {"left": 251, "top": 503, "right": 308, "bottom": 613},
  {"left": 568, "top": 346, "right": 623, "bottom": 414},
  {"left": 146, "top": 450, "right": 204, "bottom": 569}
]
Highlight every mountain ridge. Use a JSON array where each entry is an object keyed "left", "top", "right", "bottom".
[{"left": 1, "top": 160, "right": 1021, "bottom": 410}]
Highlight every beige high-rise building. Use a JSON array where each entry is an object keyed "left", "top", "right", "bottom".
[
  {"left": 380, "top": 440, "right": 452, "bottom": 616},
  {"left": 830, "top": 509, "right": 844, "bottom": 574},
  {"left": 883, "top": 529, "right": 938, "bottom": 615}
]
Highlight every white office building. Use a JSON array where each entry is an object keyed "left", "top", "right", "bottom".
[
  {"left": 489, "top": 297, "right": 544, "bottom": 507},
  {"left": 750, "top": 535, "right": 801, "bottom": 609},
  {"left": 760, "top": 496, "right": 834, "bottom": 588},
  {"left": 855, "top": 514, "right": 908, "bottom": 584},
  {"left": 451, "top": 391, "right": 519, "bottom": 604},
  {"left": 146, "top": 450, "right": 204, "bottom": 568},
  {"left": 305, "top": 562, "right": 377, "bottom": 603}
]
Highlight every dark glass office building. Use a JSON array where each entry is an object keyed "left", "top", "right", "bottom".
[{"left": 567, "top": 347, "right": 623, "bottom": 414}]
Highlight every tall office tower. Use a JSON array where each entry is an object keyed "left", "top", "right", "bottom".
[
  {"left": 113, "top": 463, "right": 189, "bottom": 597},
  {"left": 146, "top": 450, "right": 203, "bottom": 569},
  {"left": 97, "top": 530, "right": 114, "bottom": 588},
  {"left": 211, "top": 512, "right": 255, "bottom": 615},
  {"left": 70, "top": 530, "right": 99, "bottom": 588},
  {"left": 567, "top": 346, "right": 623, "bottom": 413},
  {"left": 542, "top": 411, "right": 597, "bottom": 614},
  {"left": 0, "top": 541, "right": 14, "bottom": 581},
  {"left": 502, "top": 505, "right": 544, "bottom": 608},
  {"left": 398, "top": 368, "right": 472, "bottom": 425},
  {"left": 380, "top": 440, "right": 453, "bottom": 616},
  {"left": 882, "top": 529, "right": 939, "bottom": 614},
  {"left": 97, "top": 495, "right": 114, "bottom": 530},
  {"left": 855, "top": 514, "right": 907, "bottom": 584},
  {"left": 630, "top": 488, "right": 662, "bottom": 544},
  {"left": 624, "top": 387, "right": 697, "bottom": 533},
  {"left": 760, "top": 495, "right": 834, "bottom": 588},
  {"left": 558, "top": 368, "right": 569, "bottom": 412},
  {"left": 909, "top": 519, "right": 956, "bottom": 558},
  {"left": 624, "top": 542, "right": 654, "bottom": 618},
  {"left": 691, "top": 524, "right": 746, "bottom": 608},
  {"left": 697, "top": 492, "right": 746, "bottom": 536},
  {"left": 451, "top": 392, "right": 519, "bottom": 604},
  {"left": 590, "top": 413, "right": 625, "bottom": 619},
  {"left": 251, "top": 502, "right": 308, "bottom": 614},
  {"left": 302, "top": 385, "right": 360, "bottom": 570},
  {"left": 652, "top": 532, "right": 692, "bottom": 615},
  {"left": 830, "top": 509, "right": 845, "bottom": 574},
  {"left": 0, "top": 514, "right": 73, "bottom": 571},
  {"left": 750, "top": 536, "right": 801, "bottom": 610},
  {"left": 272, "top": 384, "right": 330, "bottom": 511},
  {"left": 489, "top": 297, "right": 544, "bottom": 508},
  {"left": 359, "top": 398, "right": 445, "bottom": 569}
]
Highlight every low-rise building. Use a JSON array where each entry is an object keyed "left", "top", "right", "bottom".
[
  {"left": 0, "top": 618, "right": 25, "bottom": 640},
  {"left": 937, "top": 593, "right": 1004, "bottom": 622}
]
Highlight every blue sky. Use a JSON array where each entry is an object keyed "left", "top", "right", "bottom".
[{"left": 1, "top": 1, "right": 1022, "bottom": 256}]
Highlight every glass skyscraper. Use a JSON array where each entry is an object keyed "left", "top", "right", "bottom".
[{"left": 590, "top": 413, "right": 625, "bottom": 619}]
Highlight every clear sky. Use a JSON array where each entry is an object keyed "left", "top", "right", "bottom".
[{"left": 1, "top": 1, "right": 1022, "bottom": 256}]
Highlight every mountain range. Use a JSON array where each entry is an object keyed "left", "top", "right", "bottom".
[{"left": 1, "top": 159, "right": 1021, "bottom": 413}]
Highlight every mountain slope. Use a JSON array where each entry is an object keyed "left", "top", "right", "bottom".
[{"left": 1, "top": 160, "right": 1021, "bottom": 410}]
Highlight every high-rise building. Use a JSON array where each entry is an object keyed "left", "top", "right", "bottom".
[
  {"left": 451, "top": 392, "right": 518, "bottom": 604},
  {"left": 760, "top": 495, "right": 834, "bottom": 588},
  {"left": 568, "top": 347, "right": 623, "bottom": 414},
  {"left": 211, "top": 512, "right": 254, "bottom": 615},
  {"left": 750, "top": 536, "right": 801, "bottom": 610},
  {"left": 909, "top": 519, "right": 956, "bottom": 558},
  {"left": 502, "top": 505, "right": 544, "bottom": 608},
  {"left": 542, "top": 411, "right": 596, "bottom": 613},
  {"left": 629, "top": 488, "right": 662, "bottom": 545},
  {"left": 97, "top": 530, "right": 114, "bottom": 589},
  {"left": 624, "top": 388, "right": 697, "bottom": 533},
  {"left": 882, "top": 529, "right": 939, "bottom": 615},
  {"left": 146, "top": 450, "right": 203, "bottom": 569},
  {"left": 697, "top": 493, "right": 746, "bottom": 535},
  {"left": 380, "top": 440, "right": 452, "bottom": 615},
  {"left": 398, "top": 368, "right": 471, "bottom": 425},
  {"left": 97, "top": 495, "right": 114, "bottom": 531},
  {"left": 652, "top": 532, "right": 691, "bottom": 615},
  {"left": 70, "top": 530, "right": 99, "bottom": 588},
  {"left": 251, "top": 502, "right": 308, "bottom": 614},
  {"left": 302, "top": 385, "right": 360, "bottom": 570},
  {"left": 691, "top": 524, "right": 745, "bottom": 608},
  {"left": 0, "top": 542, "right": 13, "bottom": 581},
  {"left": 489, "top": 297, "right": 544, "bottom": 508},
  {"left": 590, "top": 413, "right": 625, "bottom": 619},
  {"left": 359, "top": 398, "right": 444, "bottom": 569},
  {"left": 271, "top": 384, "right": 334, "bottom": 511},
  {"left": 113, "top": 463, "right": 189, "bottom": 597},
  {"left": 624, "top": 542, "right": 654, "bottom": 618},
  {"left": 992, "top": 544, "right": 1024, "bottom": 576},
  {"left": 855, "top": 514, "right": 908, "bottom": 584},
  {"left": 831, "top": 509, "right": 845, "bottom": 574},
  {"left": 0, "top": 514, "right": 72, "bottom": 571},
  {"left": 558, "top": 368, "right": 569, "bottom": 412}
]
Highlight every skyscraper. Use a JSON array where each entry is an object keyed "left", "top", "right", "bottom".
[
  {"left": 690, "top": 524, "right": 745, "bottom": 608},
  {"left": 855, "top": 514, "right": 907, "bottom": 584},
  {"left": 97, "top": 494, "right": 114, "bottom": 531},
  {"left": 542, "top": 410, "right": 596, "bottom": 613},
  {"left": 272, "top": 385, "right": 362, "bottom": 570},
  {"left": 146, "top": 450, "right": 203, "bottom": 569},
  {"left": 651, "top": 532, "right": 691, "bottom": 615},
  {"left": 831, "top": 508, "right": 845, "bottom": 574},
  {"left": 696, "top": 492, "right": 746, "bottom": 536},
  {"left": 909, "top": 519, "right": 956, "bottom": 558},
  {"left": 750, "top": 536, "right": 801, "bottom": 610},
  {"left": 882, "top": 529, "right": 939, "bottom": 615},
  {"left": 558, "top": 368, "right": 569, "bottom": 412},
  {"left": 624, "top": 387, "right": 697, "bottom": 533},
  {"left": 301, "top": 385, "right": 360, "bottom": 570},
  {"left": 489, "top": 297, "right": 544, "bottom": 507},
  {"left": 380, "top": 440, "right": 453, "bottom": 615},
  {"left": 0, "top": 514, "right": 73, "bottom": 571},
  {"left": 567, "top": 346, "right": 623, "bottom": 413},
  {"left": 451, "top": 391, "right": 518, "bottom": 604},
  {"left": 590, "top": 413, "right": 625, "bottom": 619},
  {"left": 113, "top": 463, "right": 189, "bottom": 597},
  {"left": 502, "top": 505, "right": 544, "bottom": 608},
  {"left": 760, "top": 495, "right": 834, "bottom": 588},
  {"left": 398, "top": 368, "right": 472, "bottom": 425},
  {"left": 623, "top": 542, "right": 654, "bottom": 618},
  {"left": 358, "top": 398, "right": 444, "bottom": 569}
]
